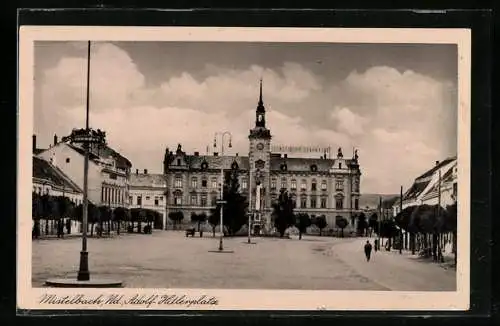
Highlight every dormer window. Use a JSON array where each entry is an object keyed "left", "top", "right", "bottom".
[
  {"left": 201, "top": 161, "right": 208, "bottom": 170},
  {"left": 177, "top": 159, "right": 181, "bottom": 166},
  {"left": 231, "top": 161, "right": 239, "bottom": 170},
  {"left": 338, "top": 163, "right": 342, "bottom": 169},
  {"left": 280, "top": 163, "right": 287, "bottom": 171},
  {"left": 310, "top": 164, "right": 318, "bottom": 172}
]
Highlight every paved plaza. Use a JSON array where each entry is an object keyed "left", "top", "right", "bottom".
[{"left": 32, "top": 231, "right": 456, "bottom": 291}]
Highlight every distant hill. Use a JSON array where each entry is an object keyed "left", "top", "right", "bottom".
[{"left": 359, "top": 193, "right": 399, "bottom": 209}]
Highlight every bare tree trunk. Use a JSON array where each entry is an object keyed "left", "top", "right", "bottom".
[{"left": 453, "top": 230, "right": 457, "bottom": 265}]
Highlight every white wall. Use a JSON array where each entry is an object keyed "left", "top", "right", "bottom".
[{"left": 37, "top": 143, "right": 129, "bottom": 206}]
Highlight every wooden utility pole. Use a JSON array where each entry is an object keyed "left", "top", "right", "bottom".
[
  {"left": 378, "top": 196, "right": 382, "bottom": 250},
  {"left": 399, "top": 185, "right": 403, "bottom": 254}
]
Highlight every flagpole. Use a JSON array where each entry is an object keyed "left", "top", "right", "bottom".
[{"left": 77, "top": 40, "right": 92, "bottom": 281}]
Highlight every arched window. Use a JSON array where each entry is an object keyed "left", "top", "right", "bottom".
[
  {"left": 311, "top": 179, "right": 317, "bottom": 191},
  {"left": 301, "top": 179, "right": 307, "bottom": 190},
  {"left": 281, "top": 178, "right": 287, "bottom": 190},
  {"left": 191, "top": 177, "right": 198, "bottom": 188},
  {"left": 291, "top": 179, "right": 297, "bottom": 190}
]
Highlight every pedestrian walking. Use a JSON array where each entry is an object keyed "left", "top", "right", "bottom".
[
  {"left": 364, "top": 240, "right": 373, "bottom": 262},
  {"left": 374, "top": 239, "right": 378, "bottom": 252}
]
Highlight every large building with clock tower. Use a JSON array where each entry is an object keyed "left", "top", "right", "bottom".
[{"left": 161, "top": 80, "right": 362, "bottom": 233}]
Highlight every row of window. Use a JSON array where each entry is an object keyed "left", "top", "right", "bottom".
[
  {"left": 101, "top": 185, "right": 126, "bottom": 205},
  {"left": 133, "top": 195, "right": 163, "bottom": 206},
  {"left": 32, "top": 186, "right": 83, "bottom": 205},
  {"left": 175, "top": 175, "right": 356, "bottom": 192},
  {"left": 176, "top": 176, "right": 249, "bottom": 190},
  {"left": 168, "top": 192, "right": 359, "bottom": 210}
]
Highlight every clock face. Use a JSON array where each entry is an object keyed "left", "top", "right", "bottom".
[{"left": 256, "top": 143, "right": 264, "bottom": 150}]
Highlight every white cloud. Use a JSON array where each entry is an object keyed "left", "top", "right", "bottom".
[
  {"left": 35, "top": 43, "right": 456, "bottom": 194},
  {"left": 330, "top": 107, "right": 369, "bottom": 136}
]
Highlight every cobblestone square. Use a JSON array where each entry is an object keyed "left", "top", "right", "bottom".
[{"left": 32, "top": 232, "right": 456, "bottom": 291}]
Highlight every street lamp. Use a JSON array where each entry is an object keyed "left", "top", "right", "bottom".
[
  {"left": 45, "top": 41, "right": 121, "bottom": 287},
  {"left": 213, "top": 131, "right": 232, "bottom": 252}
]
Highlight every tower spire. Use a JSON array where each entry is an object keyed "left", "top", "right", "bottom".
[{"left": 259, "top": 78, "right": 263, "bottom": 106}]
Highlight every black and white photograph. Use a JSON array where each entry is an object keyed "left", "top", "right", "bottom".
[{"left": 18, "top": 27, "right": 471, "bottom": 311}]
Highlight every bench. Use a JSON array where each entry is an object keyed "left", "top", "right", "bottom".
[{"left": 185, "top": 228, "right": 195, "bottom": 237}]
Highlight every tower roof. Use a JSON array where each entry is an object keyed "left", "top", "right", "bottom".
[{"left": 256, "top": 78, "right": 265, "bottom": 113}]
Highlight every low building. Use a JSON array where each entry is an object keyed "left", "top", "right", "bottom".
[
  {"left": 129, "top": 169, "right": 167, "bottom": 229},
  {"left": 420, "top": 160, "right": 457, "bottom": 208},
  {"left": 32, "top": 155, "right": 83, "bottom": 204},
  {"left": 35, "top": 132, "right": 133, "bottom": 208},
  {"left": 400, "top": 156, "right": 457, "bottom": 210}
]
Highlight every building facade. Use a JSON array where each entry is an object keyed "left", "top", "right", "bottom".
[
  {"left": 129, "top": 169, "right": 168, "bottom": 229},
  {"left": 35, "top": 133, "right": 132, "bottom": 208},
  {"left": 32, "top": 155, "right": 83, "bottom": 204},
  {"left": 399, "top": 157, "right": 457, "bottom": 212},
  {"left": 163, "top": 81, "right": 362, "bottom": 231}
]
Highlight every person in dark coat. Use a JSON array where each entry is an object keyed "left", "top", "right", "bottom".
[
  {"left": 374, "top": 239, "right": 379, "bottom": 252},
  {"left": 364, "top": 240, "right": 373, "bottom": 261}
]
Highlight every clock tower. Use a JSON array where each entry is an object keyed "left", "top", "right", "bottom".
[{"left": 248, "top": 79, "right": 272, "bottom": 230}]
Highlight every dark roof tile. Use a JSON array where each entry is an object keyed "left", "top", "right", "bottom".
[{"left": 33, "top": 156, "right": 82, "bottom": 193}]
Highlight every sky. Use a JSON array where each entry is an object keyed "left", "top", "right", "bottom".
[{"left": 33, "top": 41, "right": 458, "bottom": 194}]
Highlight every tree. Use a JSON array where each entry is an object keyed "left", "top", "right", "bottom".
[
  {"left": 394, "top": 205, "right": 418, "bottom": 254},
  {"left": 314, "top": 215, "right": 328, "bottom": 236},
  {"left": 98, "top": 205, "right": 112, "bottom": 236},
  {"left": 168, "top": 211, "right": 184, "bottom": 230},
  {"left": 368, "top": 213, "right": 378, "bottom": 237},
  {"left": 296, "top": 213, "right": 311, "bottom": 240},
  {"left": 191, "top": 212, "right": 207, "bottom": 232},
  {"left": 356, "top": 212, "right": 368, "bottom": 236},
  {"left": 446, "top": 202, "right": 457, "bottom": 265},
  {"left": 208, "top": 210, "right": 219, "bottom": 237},
  {"left": 32, "top": 192, "right": 43, "bottom": 238},
  {"left": 272, "top": 189, "right": 296, "bottom": 237},
  {"left": 410, "top": 204, "right": 448, "bottom": 260},
  {"left": 74, "top": 202, "right": 100, "bottom": 236},
  {"left": 335, "top": 215, "right": 348, "bottom": 237},
  {"left": 211, "top": 170, "right": 248, "bottom": 236},
  {"left": 113, "top": 207, "right": 130, "bottom": 235}
]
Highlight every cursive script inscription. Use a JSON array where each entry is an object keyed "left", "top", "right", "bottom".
[{"left": 38, "top": 293, "right": 219, "bottom": 308}]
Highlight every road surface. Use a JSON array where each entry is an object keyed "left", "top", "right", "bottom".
[{"left": 32, "top": 231, "right": 455, "bottom": 291}]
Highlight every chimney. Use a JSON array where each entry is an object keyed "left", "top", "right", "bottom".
[
  {"left": 236, "top": 153, "right": 239, "bottom": 157},
  {"left": 214, "top": 152, "right": 219, "bottom": 156},
  {"left": 435, "top": 161, "right": 440, "bottom": 166},
  {"left": 32, "top": 135, "right": 36, "bottom": 153},
  {"left": 144, "top": 169, "right": 148, "bottom": 174},
  {"left": 136, "top": 169, "right": 139, "bottom": 175},
  {"left": 53, "top": 134, "right": 58, "bottom": 146},
  {"left": 194, "top": 151, "right": 199, "bottom": 156}
]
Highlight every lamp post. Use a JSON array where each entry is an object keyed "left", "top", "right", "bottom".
[
  {"left": 214, "top": 131, "right": 232, "bottom": 251},
  {"left": 247, "top": 168, "right": 253, "bottom": 244},
  {"left": 45, "top": 41, "right": 121, "bottom": 287}
]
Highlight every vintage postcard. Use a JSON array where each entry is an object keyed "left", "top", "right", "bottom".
[{"left": 18, "top": 26, "right": 471, "bottom": 311}]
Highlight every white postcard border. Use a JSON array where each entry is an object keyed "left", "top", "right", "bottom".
[{"left": 17, "top": 26, "right": 471, "bottom": 311}]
